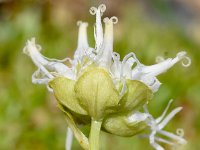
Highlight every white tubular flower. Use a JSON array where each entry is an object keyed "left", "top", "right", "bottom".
[
  {"left": 23, "top": 4, "right": 190, "bottom": 93},
  {"left": 135, "top": 100, "right": 187, "bottom": 150},
  {"left": 23, "top": 4, "right": 190, "bottom": 150}
]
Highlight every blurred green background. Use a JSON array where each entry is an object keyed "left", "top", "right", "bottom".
[{"left": 0, "top": 0, "right": 200, "bottom": 150}]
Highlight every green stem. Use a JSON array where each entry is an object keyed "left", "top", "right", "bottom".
[{"left": 89, "top": 119, "right": 102, "bottom": 150}]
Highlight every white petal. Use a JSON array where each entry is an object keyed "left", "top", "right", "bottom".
[
  {"left": 23, "top": 38, "right": 75, "bottom": 81},
  {"left": 149, "top": 133, "right": 165, "bottom": 150},
  {"left": 157, "top": 107, "right": 182, "bottom": 130},
  {"left": 90, "top": 4, "right": 105, "bottom": 51},
  {"left": 23, "top": 38, "right": 49, "bottom": 66},
  {"left": 122, "top": 57, "right": 135, "bottom": 79},
  {"left": 131, "top": 51, "right": 190, "bottom": 92},
  {"left": 141, "top": 100, "right": 187, "bottom": 150},
  {"left": 32, "top": 69, "right": 49, "bottom": 84},
  {"left": 74, "top": 21, "right": 89, "bottom": 62},
  {"left": 128, "top": 111, "right": 149, "bottom": 123},
  {"left": 156, "top": 99, "right": 173, "bottom": 124},
  {"left": 158, "top": 130, "right": 187, "bottom": 145},
  {"left": 98, "top": 17, "right": 118, "bottom": 69},
  {"left": 110, "top": 52, "right": 121, "bottom": 79},
  {"left": 154, "top": 136, "right": 176, "bottom": 146},
  {"left": 77, "top": 21, "right": 89, "bottom": 50},
  {"left": 141, "top": 51, "right": 191, "bottom": 77},
  {"left": 121, "top": 52, "right": 141, "bottom": 79}
]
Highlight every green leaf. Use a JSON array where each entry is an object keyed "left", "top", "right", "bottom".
[
  {"left": 49, "top": 77, "right": 88, "bottom": 115},
  {"left": 75, "top": 67, "right": 120, "bottom": 120},
  {"left": 119, "top": 80, "right": 153, "bottom": 113}
]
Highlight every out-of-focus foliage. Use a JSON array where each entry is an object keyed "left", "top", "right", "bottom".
[{"left": 0, "top": 0, "right": 200, "bottom": 150}]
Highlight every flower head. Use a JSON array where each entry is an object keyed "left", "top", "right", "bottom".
[
  {"left": 23, "top": 4, "right": 190, "bottom": 93},
  {"left": 23, "top": 4, "right": 191, "bottom": 150}
]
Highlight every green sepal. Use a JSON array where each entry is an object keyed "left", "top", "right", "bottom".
[
  {"left": 57, "top": 103, "right": 89, "bottom": 150},
  {"left": 75, "top": 67, "right": 120, "bottom": 120},
  {"left": 103, "top": 113, "right": 147, "bottom": 137},
  {"left": 119, "top": 80, "right": 152, "bottom": 113},
  {"left": 58, "top": 101, "right": 91, "bottom": 125},
  {"left": 49, "top": 77, "right": 88, "bottom": 115}
]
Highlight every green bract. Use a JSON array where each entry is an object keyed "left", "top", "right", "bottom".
[
  {"left": 102, "top": 80, "right": 152, "bottom": 136},
  {"left": 75, "top": 67, "right": 120, "bottom": 120},
  {"left": 49, "top": 77, "right": 88, "bottom": 115},
  {"left": 49, "top": 64, "right": 153, "bottom": 147},
  {"left": 49, "top": 67, "right": 122, "bottom": 120},
  {"left": 119, "top": 80, "right": 153, "bottom": 113},
  {"left": 49, "top": 66, "right": 152, "bottom": 135},
  {"left": 103, "top": 114, "right": 147, "bottom": 137}
]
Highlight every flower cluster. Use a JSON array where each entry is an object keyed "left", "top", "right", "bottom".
[{"left": 23, "top": 4, "right": 190, "bottom": 150}]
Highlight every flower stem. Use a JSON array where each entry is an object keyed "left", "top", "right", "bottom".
[{"left": 89, "top": 119, "right": 102, "bottom": 150}]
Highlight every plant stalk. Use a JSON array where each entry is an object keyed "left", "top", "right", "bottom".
[{"left": 89, "top": 119, "right": 102, "bottom": 150}]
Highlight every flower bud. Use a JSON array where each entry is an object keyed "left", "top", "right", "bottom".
[{"left": 103, "top": 113, "right": 148, "bottom": 137}]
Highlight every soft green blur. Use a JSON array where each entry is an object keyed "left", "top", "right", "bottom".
[{"left": 0, "top": 0, "right": 200, "bottom": 150}]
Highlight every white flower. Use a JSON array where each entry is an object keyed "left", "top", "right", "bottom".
[
  {"left": 23, "top": 4, "right": 191, "bottom": 150},
  {"left": 128, "top": 100, "right": 187, "bottom": 150},
  {"left": 23, "top": 4, "right": 190, "bottom": 93}
]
